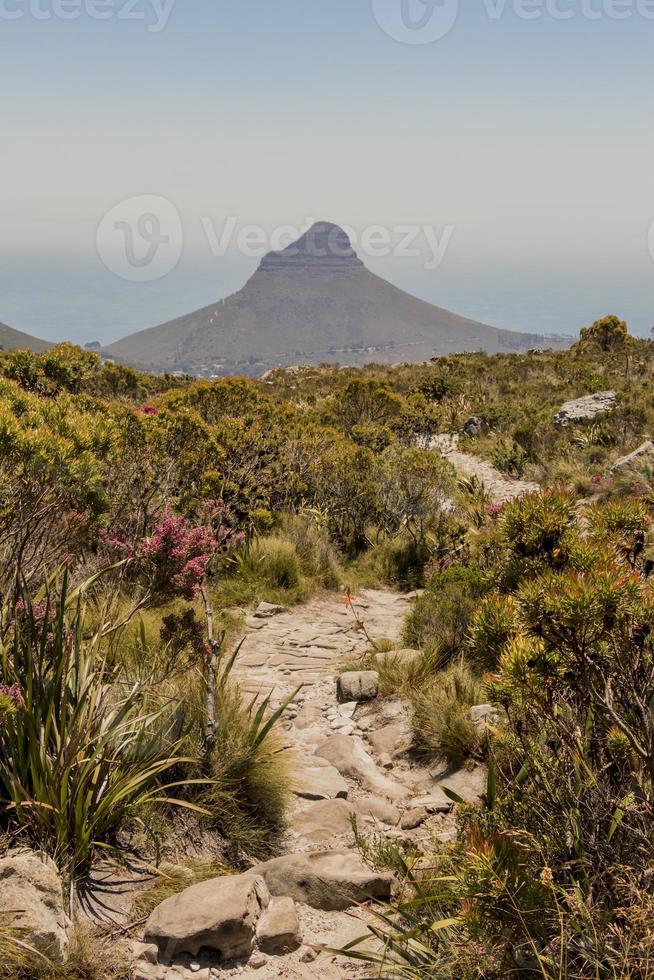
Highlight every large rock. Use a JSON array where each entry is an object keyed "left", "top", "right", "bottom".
[
  {"left": 337, "top": 671, "right": 379, "bottom": 703},
  {"left": 0, "top": 849, "right": 68, "bottom": 964},
  {"left": 143, "top": 873, "right": 269, "bottom": 960},
  {"left": 554, "top": 391, "right": 616, "bottom": 426},
  {"left": 254, "top": 851, "right": 393, "bottom": 911},
  {"left": 611, "top": 440, "right": 654, "bottom": 473},
  {"left": 315, "top": 734, "right": 407, "bottom": 800},
  {"left": 290, "top": 798, "right": 355, "bottom": 842},
  {"left": 256, "top": 897, "right": 302, "bottom": 954}
]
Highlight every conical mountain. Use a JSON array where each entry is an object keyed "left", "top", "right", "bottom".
[{"left": 106, "top": 222, "right": 553, "bottom": 376}]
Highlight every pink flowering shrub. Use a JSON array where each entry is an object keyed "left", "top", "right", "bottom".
[{"left": 140, "top": 512, "right": 218, "bottom": 600}]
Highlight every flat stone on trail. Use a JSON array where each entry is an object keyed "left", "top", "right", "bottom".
[
  {"left": 290, "top": 798, "right": 355, "bottom": 842},
  {"left": 315, "top": 734, "right": 408, "bottom": 800},
  {"left": 337, "top": 670, "right": 379, "bottom": 702},
  {"left": 293, "top": 758, "right": 348, "bottom": 800},
  {"left": 256, "top": 896, "right": 302, "bottom": 954},
  {"left": 143, "top": 873, "right": 269, "bottom": 960},
  {"left": 253, "top": 851, "right": 393, "bottom": 911}
]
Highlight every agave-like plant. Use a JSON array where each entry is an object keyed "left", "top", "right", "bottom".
[{"left": 0, "top": 571, "right": 206, "bottom": 891}]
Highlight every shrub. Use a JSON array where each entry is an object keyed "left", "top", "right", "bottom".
[
  {"left": 403, "top": 565, "right": 488, "bottom": 660},
  {"left": 0, "top": 576, "right": 198, "bottom": 887}
]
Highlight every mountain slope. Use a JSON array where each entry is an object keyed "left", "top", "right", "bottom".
[
  {"left": 0, "top": 320, "right": 51, "bottom": 354},
  {"left": 107, "top": 222, "right": 558, "bottom": 376}
]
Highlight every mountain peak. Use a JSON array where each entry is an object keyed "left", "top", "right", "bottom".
[{"left": 258, "top": 221, "right": 364, "bottom": 274}]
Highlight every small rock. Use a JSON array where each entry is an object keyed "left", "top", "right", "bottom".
[
  {"left": 256, "top": 896, "right": 302, "bottom": 954},
  {"left": 249, "top": 952, "right": 267, "bottom": 969},
  {"left": 189, "top": 964, "right": 201, "bottom": 974},
  {"left": 315, "top": 734, "right": 407, "bottom": 800},
  {"left": 462, "top": 416, "right": 483, "bottom": 437},
  {"left": 293, "top": 759, "right": 348, "bottom": 801},
  {"left": 379, "top": 753, "right": 393, "bottom": 770},
  {"left": 290, "top": 798, "right": 355, "bottom": 842},
  {"left": 337, "top": 670, "right": 379, "bottom": 703},
  {"left": 401, "top": 807, "right": 429, "bottom": 830},
  {"left": 253, "top": 602, "right": 284, "bottom": 618},
  {"left": 299, "top": 946, "right": 318, "bottom": 963},
  {"left": 133, "top": 942, "right": 159, "bottom": 965}
]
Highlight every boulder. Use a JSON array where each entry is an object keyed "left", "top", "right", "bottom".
[
  {"left": 315, "top": 734, "right": 408, "bottom": 800},
  {"left": 0, "top": 849, "right": 68, "bottom": 963},
  {"left": 611, "top": 440, "right": 654, "bottom": 473},
  {"left": 254, "top": 851, "right": 393, "bottom": 911},
  {"left": 256, "top": 897, "right": 302, "bottom": 954},
  {"left": 462, "top": 416, "right": 483, "bottom": 437},
  {"left": 143, "top": 873, "right": 269, "bottom": 961},
  {"left": 293, "top": 757, "right": 348, "bottom": 801},
  {"left": 554, "top": 391, "right": 616, "bottom": 426},
  {"left": 337, "top": 671, "right": 379, "bottom": 703}
]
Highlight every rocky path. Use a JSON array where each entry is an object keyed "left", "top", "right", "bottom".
[
  {"left": 430, "top": 434, "right": 539, "bottom": 504},
  {"left": 130, "top": 589, "right": 485, "bottom": 979}
]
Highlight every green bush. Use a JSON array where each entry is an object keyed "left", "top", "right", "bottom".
[{"left": 403, "top": 565, "right": 488, "bottom": 660}]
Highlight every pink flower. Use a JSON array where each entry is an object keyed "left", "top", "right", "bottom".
[
  {"left": 140, "top": 512, "right": 218, "bottom": 600},
  {"left": 592, "top": 475, "right": 602, "bottom": 485},
  {"left": 138, "top": 405, "right": 158, "bottom": 416}
]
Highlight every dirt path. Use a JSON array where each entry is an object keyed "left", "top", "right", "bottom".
[
  {"left": 132, "top": 589, "right": 485, "bottom": 979},
  {"left": 430, "top": 434, "right": 539, "bottom": 503}
]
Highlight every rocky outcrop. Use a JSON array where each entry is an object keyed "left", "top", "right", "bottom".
[
  {"left": 143, "top": 873, "right": 269, "bottom": 961},
  {"left": 611, "top": 440, "right": 654, "bottom": 473},
  {"left": 0, "top": 849, "right": 68, "bottom": 964},
  {"left": 337, "top": 671, "right": 379, "bottom": 703},
  {"left": 254, "top": 851, "right": 393, "bottom": 911},
  {"left": 554, "top": 391, "right": 616, "bottom": 426}
]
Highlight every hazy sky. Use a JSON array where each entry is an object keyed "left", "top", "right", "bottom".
[{"left": 1, "top": 0, "right": 654, "bottom": 342}]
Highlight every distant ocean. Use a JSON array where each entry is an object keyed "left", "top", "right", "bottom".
[{"left": 0, "top": 251, "right": 652, "bottom": 349}]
